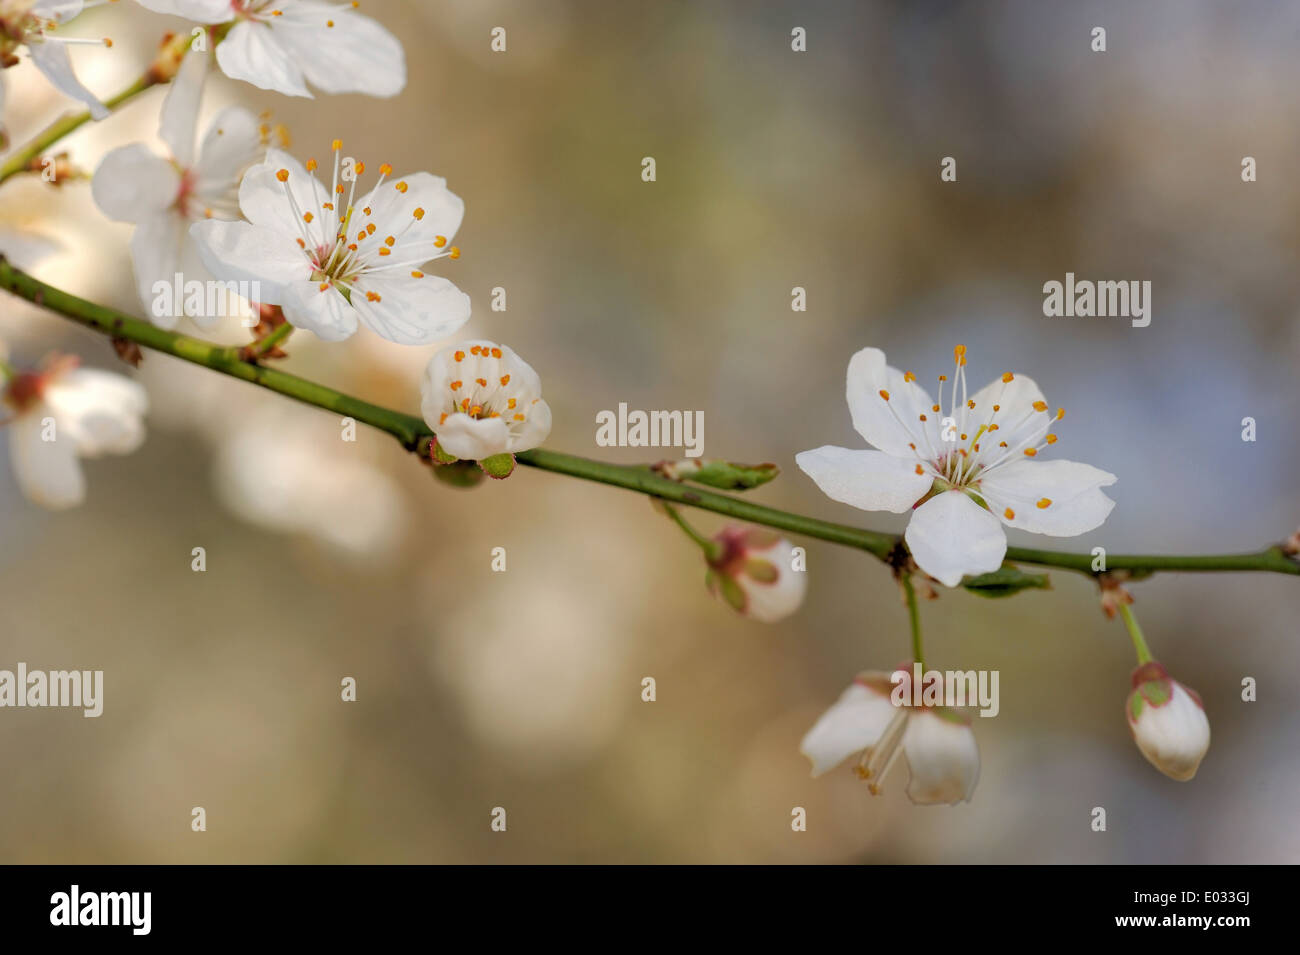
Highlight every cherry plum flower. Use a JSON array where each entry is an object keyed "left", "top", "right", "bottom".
[{"left": 797, "top": 346, "right": 1117, "bottom": 587}]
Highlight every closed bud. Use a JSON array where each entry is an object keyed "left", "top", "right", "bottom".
[{"left": 1126, "top": 661, "right": 1210, "bottom": 781}]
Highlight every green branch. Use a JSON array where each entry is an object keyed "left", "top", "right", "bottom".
[{"left": 2, "top": 259, "right": 1297, "bottom": 581}]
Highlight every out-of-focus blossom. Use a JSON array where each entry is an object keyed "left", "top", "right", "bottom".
[
  {"left": 2, "top": 352, "right": 147, "bottom": 509},
  {"left": 134, "top": 0, "right": 405, "bottom": 99},
  {"left": 91, "top": 48, "right": 262, "bottom": 328},
  {"left": 0, "top": 0, "right": 110, "bottom": 121},
  {"left": 213, "top": 412, "right": 406, "bottom": 557}
]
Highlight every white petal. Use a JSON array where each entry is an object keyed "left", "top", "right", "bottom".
[
  {"left": 43, "top": 369, "right": 148, "bottom": 456},
  {"left": 132, "top": 0, "right": 232, "bottom": 22},
  {"left": 129, "top": 213, "right": 184, "bottom": 329},
  {"left": 159, "top": 47, "right": 208, "bottom": 167},
  {"left": 271, "top": 1, "right": 406, "bottom": 97},
  {"left": 6, "top": 406, "right": 84, "bottom": 509},
  {"left": 0, "top": 227, "right": 59, "bottom": 269},
  {"left": 845, "top": 347, "right": 934, "bottom": 458},
  {"left": 189, "top": 219, "right": 312, "bottom": 302},
  {"left": 900, "top": 709, "right": 980, "bottom": 805},
  {"left": 904, "top": 490, "right": 1007, "bottom": 587},
  {"left": 435, "top": 413, "right": 510, "bottom": 461},
  {"left": 26, "top": 39, "right": 108, "bottom": 119},
  {"left": 795, "top": 445, "right": 931, "bottom": 514},
  {"left": 978, "top": 458, "right": 1117, "bottom": 536},
  {"left": 192, "top": 106, "right": 263, "bottom": 190},
  {"left": 237, "top": 149, "right": 332, "bottom": 245},
  {"left": 91, "top": 145, "right": 180, "bottom": 223},
  {"left": 216, "top": 21, "right": 312, "bottom": 98},
  {"left": 32, "top": 0, "right": 85, "bottom": 19},
  {"left": 507, "top": 398, "right": 551, "bottom": 454},
  {"left": 350, "top": 274, "right": 471, "bottom": 345},
  {"left": 799, "top": 682, "right": 899, "bottom": 777},
  {"left": 278, "top": 280, "right": 359, "bottom": 342},
  {"left": 355, "top": 172, "right": 464, "bottom": 252}
]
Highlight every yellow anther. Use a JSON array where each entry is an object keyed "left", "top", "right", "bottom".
[
  {"left": 449, "top": 247, "right": 460, "bottom": 259},
  {"left": 1045, "top": 434, "right": 1058, "bottom": 444},
  {"left": 1024, "top": 448, "right": 1037, "bottom": 457},
  {"left": 411, "top": 270, "right": 424, "bottom": 278},
  {"left": 332, "top": 139, "right": 342, "bottom": 151},
  {"left": 450, "top": 380, "right": 462, "bottom": 390},
  {"left": 306, "top": 159, "right": 317, "bottom": 171},
  {"left": 276, "top": 168, "right": 289, "bottom": 182},
  {"left": 915, "top": 464, "right": 924, "bottom": 475},
  {"left": 1036, "top": 498, "right": 1052, "bottom": 509},
  {"left": 413, "top": 207, "right": 425, "bottom": 220},
  {"left": 395, "top": 181, "right": 408, "bottom": 193},
  {"left": 513, "top": 414, "right": 526, "bottom": 422},
  {"left": 507, "top": 398, "right": 517, "bottom": 410},
  {"left": 1004, "top": 508, "right": 1015, "bottom": 519},
  {"left": 919, "top": 414, "right": 927, "bottom": 422},
  {"left": 1032, "top": 401, "right": 1048, "bottom": 412},
  {"left": 377, "top": 248, "right": 391, "bottom": 256},
  {"left": 967, "top": 399, "right": 975, "bottom": 409},
  {"left": 904, "top": 371, "right": 916, "bottom": 383},
  {"left": 954, "top": 344, "right": 967, "bottom": 366},
  {"left": 475, "top": 378, "right": 487, "bottom": 387},
  {"left": 379, "top": 164, "right": 392, "bottom": 176},
  {"left": 1056, "top": 408, "right": 1065, "bottom": 420},
  {"left": 366, "top": 223, "right": 376, "bottom": 234},
  {"left": 454, "top": 351, "right": 465, "bottom": 362},
  {"left": 384, "top": 235, "right": 395, "bottom": 246},
  {"left": 433, "top": 236, "right": 447, "bottom": 248},
  {"left": 500, "top": 374, "right": 511, "bottom": 386},
  {"left": 879, "top": 389, "right": 890, "bottom": 401},
  {"left": 354, "top": 161, "right": 365, "bottom": 174},
  {"left": 303, "top": 212, "right": 314, "bottom": 222},
  {"left": 318, "top": 282, "right": 329, "bottom": 292},
  {"left": 1001, "top": 372, "right": 1014, "bottom": 383},
  {"left": 490, "top": 348, "right": 502, "bottom": 358}
]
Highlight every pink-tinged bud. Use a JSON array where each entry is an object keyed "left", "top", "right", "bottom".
[
  {"left": 704, "top": 527, "right": 806, "bottom": 623},
  {"left": 1126, "top": 661, "right": 1210, "bottom": 782}
]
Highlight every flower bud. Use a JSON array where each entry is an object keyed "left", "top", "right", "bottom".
[
  {"left": 1126, "top": 661, "right": 1210, "bottom": 781},
  {"left": 704, "top": 527, "right": 806, "bottom": 623}
]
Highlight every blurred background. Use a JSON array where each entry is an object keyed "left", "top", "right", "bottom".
[{"left": 1, "top": 0, "right": 1298, "bottom": 863}]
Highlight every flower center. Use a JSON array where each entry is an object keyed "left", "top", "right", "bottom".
[
  {"left": 879, "top": 345, "right": 1066, "bottom": 499},
  {"left": 437, "top": 346, "right": 535, "bottom": 434},
  {"left": 274, "top": 140, "right": 461, "bottom": 302}
]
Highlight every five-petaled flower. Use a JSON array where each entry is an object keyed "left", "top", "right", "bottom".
[
  {"left": 91, "top": 49, "right": 263, "bottom": 328},
  {"left": 2, "top": 353, "right": 147, "bottom": 509},
  {"left": 1126, "top": 661, "right": 1211, "bottom": 782},
  {"left": 134, "top": 0, "right": 405, "bottom": 99},
  {"left": 0, "top": 0, "right": 111, "bottom": 122},
  {"left": 801, "top": 666, "right": 980, "bottom": 806},
  {"left": 797, "top": 346, "right": 1117, "bottom": 587},
  {"left": 191, "top": 143, "right": 471, "bottom": 344},
  {"left": 420, "top": 340, "right": 552, "bottom": 464}
]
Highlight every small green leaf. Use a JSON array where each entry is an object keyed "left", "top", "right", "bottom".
[
  {"left": 664, "top": 459, "right": 779, "bottom": 490},
  {"left": 961, "top": 565, "right": 1052, "bottom": 598},
  {"left": 478, "top": 453, "right": 516, "bottom": 479}
]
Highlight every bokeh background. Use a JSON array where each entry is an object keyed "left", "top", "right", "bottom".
[{"left": 2, "top": 0, "right": 1299, "bottom": 863}]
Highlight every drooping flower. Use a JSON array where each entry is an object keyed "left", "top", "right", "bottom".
[
  {"left": 704, "top": 526, "right": 805, "bottom": 623},
  {"left": 420, "top": 341, "right": 551, "bottom": 465},
  {"left": 1126, "top": 661, "right": 1210, "bottom": 781},
  {"left": 801, "top": 666, "right": 980, "bottom": 805},
  {"left": 796, "top": 346, "right": 1117, "bottom": 587},
  {"left": 191, "top": 143, "right": 470, "bottom": 345},
  {"left": 1, "top": 353, "right": 147, "bottom": 509},
  {"left": 0, "top": 0, "right": 110, "bottom": 120},
  {"left": 91, "top": 48, "right": 263, "bottom": 328},
  {"left": 133, "top": 0, "right": 404, "bottom": 99}
]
